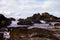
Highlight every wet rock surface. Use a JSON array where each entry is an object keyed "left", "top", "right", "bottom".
[{"left": 9, "top": 27, "right": 59, "bottom": 40}]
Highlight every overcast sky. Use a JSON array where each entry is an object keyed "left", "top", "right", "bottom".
[{"left": 0, "top": 0, "right": 60, "bottom": 19}]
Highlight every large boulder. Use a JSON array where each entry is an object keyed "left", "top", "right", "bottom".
[
  {"left": 0, "top": 33, "right": 4, "bottom": 40},
  {"left": 0, "top": 14, "right": 6, "bottom": 21},
  {"left": 31, "top": 13, "right": 41, "bottom": 23},
  {"left": 41, "top": 12, "right": 50, "bottom": 17},
  {"left": 41, "top": 12, "right": 52, "bottom": 21},
  {"left": 18, "top": 18, "right": 24, "bottom": 21},
  {"left": 0, "top": 14, "right": 12, "bottom": 28},
  {"left": 26, "top": 13, "right": 41, "bottom": 23},
  {"left": 41, "top": 12, "right": 58, "bottom": 22},
  {"left": 0, "top": 19, "right": 11, "bottom": 27}
]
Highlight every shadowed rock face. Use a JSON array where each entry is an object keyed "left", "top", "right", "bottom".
[
  {"left": 0, "top": 14, "right": 12, "bottom": 28},
  {"left": 8, "top": 18, "right": 16, "bottom": 21},
  {"left": 41, "top": 12, "right": 56, "bottom": 22},
  {"left": 18, "top": 19, "right": 24, "bottom": 21},
  {"left": 41, "top": 12, "right": 50, "bottom": 18},
  {"left": 0, "top": 33, "right": 4, "bottom": 40},
  {"left": 41, "top": 12, "right": 60, "bottom": 22},
  {"left": 27, "top": 13, "right": 41, "bottom": 23},
  {"left": 0, "top": 14, "right": 6, "bottom": 21},
  {"left": 17, "top": 19, "right": 33, "bottom": 25}
]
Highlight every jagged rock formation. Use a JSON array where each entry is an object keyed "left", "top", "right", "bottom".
[
  {"left": 27, "top": 13, "right": 41, "bottom": 23},
  {"left": 17, "top": 12, "right": 60, "bottom": 25},
  {"left": 0, "top": 14, "right": 12, "bottom": 28},
  {"left": 41, "top": 12, "right": 58, "bottom": 22},
  {"left": 26, "top": 12, "right": 60, "bottom": 22}
]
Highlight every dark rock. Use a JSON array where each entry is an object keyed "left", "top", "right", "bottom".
[
  {"left": 57, "top": 18, "right": 60, "bottom": 22},
  {"left": 17, "top": 19, "right": 33, "bottom": 25},
  {"left": 8, "top": 18, "right": 16, "bottom": 21},
  {"left": 26, "top": 13, "right": 41, "bottom": 23},
  {"left": 41, "top": 12, "right": 50, "bottom": 17},
  {"left": 18, "top": 18, "right": 24, "bottom": 21},
  {"left": 41, "top": 12, "right": 58, "bottom": 22},
  {"left": 18, "top": 12, "right": 60, "bottom": 24},
  {"left": 0, "top": 14, "right": 12, "bottom": 28},
  {"left": 0, "top": 33, "right": 4, "bottom": 40},
  {"left": 0, "top": 14, "right": 6, "bottom": 21},
  {"left": 54, "top": 23, "right": 60, "bottom": 26}
]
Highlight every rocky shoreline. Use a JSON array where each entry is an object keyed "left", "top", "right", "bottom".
[
  {"left": 8, "top": 27, "right": 59, "bottom": 40},
  {"left": 0, "top": 12, "right": 60, "bottom": 40}
]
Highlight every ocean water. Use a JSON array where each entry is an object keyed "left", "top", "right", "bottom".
[
  {"left": 7, "top": 21, "right": 60, "bottom": 29},
  {"left": 8, "top": 20, "right": 19, "bottom": 27},
  {"left": 8, "top": 20, "right": 30, "bottom": 27},
  {"left": 28, "top": 24, "right": 55, "bottom": 29}
]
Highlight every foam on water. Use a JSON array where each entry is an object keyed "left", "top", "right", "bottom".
[
  {"left": 28, "top": 23, "right": 55, "bottom": 29},
  {"left": 8, "top": 20, "right": 30, "bottom": 27},
  {"left": 8, "top": 20, "right": 19, "bottom": 27},
  {"left": 8, "top": 21, "right": 60, "bottom": 29}
]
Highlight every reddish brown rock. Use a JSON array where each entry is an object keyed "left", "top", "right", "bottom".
[
  {"left": 41, "top": 12, "right": 58, "bottom": 22},
  {"left": 54, "top": 23, "right": 60, "bottom": 26}
]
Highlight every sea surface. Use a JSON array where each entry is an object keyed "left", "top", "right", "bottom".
[{"left": 7, "top": 20, "right": 60, "bottom": 29}]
